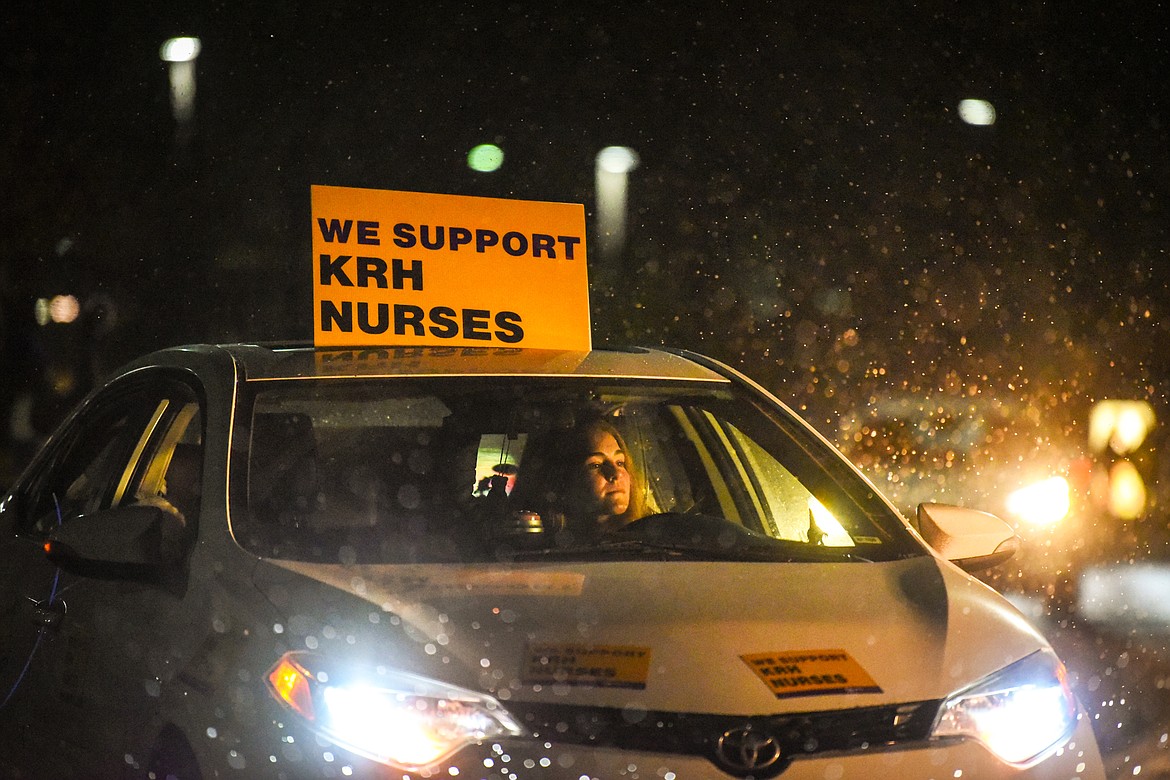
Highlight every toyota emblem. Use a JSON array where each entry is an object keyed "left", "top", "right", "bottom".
[{"left": 715, "top": 726, "right": 783, "bottom": 774}]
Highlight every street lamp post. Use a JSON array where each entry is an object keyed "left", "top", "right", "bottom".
[
  {"left": 160, "top": 36, "right": 202, "bottom": 134},
  {"left": 595, "top": 146, "right": 639, "bottom": 260}
]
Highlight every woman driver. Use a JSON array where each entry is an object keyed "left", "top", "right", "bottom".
[{"left": 514, "top": 416, "right": 649, "bottom": 534}]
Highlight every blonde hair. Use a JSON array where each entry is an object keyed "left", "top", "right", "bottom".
[{"left": 514, "top": 416, "right": 650, "bottom": 530}]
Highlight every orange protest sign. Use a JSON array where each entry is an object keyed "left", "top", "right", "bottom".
[{"left": 311, "top": 186, "right": 591, "bottom": 350}]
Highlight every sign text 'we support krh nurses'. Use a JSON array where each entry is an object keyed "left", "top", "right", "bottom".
[{"left": 312, "top": 186, "right": 592, "bottom": 350}]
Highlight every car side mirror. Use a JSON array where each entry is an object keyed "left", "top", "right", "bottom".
[
  {"left": 44, "top": 504, "right": 191, "bottom": 581},
  {"left": 917, "top": 502, "right": 1020, "bottom": 572}
]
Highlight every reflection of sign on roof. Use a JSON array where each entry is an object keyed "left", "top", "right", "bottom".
[
  {"left": 741, "top": 649, "right": 881, "bottom": 699},
  {"left": 312, "top": 186, "right": 591, "bottom": 350},
  {"left": 311, "top": 346, "right": 590, "bottom": 377}
]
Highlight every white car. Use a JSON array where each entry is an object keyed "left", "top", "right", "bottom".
[{"left": 0, "top": 344, "right": 1104, "bottom": 778}]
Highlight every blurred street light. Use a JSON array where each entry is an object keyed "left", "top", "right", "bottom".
[
  {"left": 1089, "top": 400, "right": 1155, "bottom": 455},
  {"left": 1107, "top": 460, "right": 1147, "bottom": 520},
  {"left": 1089, "top": 400, "right": 1155, "bottom": 520},
  {"left": 958, "top": 98, "right": 996, "bottom": 126},
  {"left": 595, "top": 146, "right": 639, "bottom": 259},
  {"left": 160, "top": 36, "right": 202, "bottom": 126},
  {"left": 35, "top": 295, "right": 81, "bottom": 326},
  {"left": 467, "top": 143, "right": 504, "bottom": 172}
]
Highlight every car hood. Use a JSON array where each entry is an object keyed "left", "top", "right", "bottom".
[{"left": 257, "top": 555, "right": 1049, "bottom": 714}]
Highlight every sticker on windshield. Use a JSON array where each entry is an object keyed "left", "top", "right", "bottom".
[
  {"left": 523, "top": 643, "right": 652, "bottom": 689},
  {"left": 741, "top": 649, "right": 882, "bottom": 699}
]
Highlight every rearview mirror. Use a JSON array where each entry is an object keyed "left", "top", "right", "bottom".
[{"left": 917, "top": 503, "right": 1019, "bottom": 572}]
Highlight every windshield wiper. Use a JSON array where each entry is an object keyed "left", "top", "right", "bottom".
[
  {"left": 502, "top": 537, "right": 718, "bottom": 562},
  {"left": 497, "top": 529, "right": 870, "bottom": 564}
]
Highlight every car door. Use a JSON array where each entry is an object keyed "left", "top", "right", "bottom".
[{"left": 0, "top": 373, "right": 204, "bottom": 773}]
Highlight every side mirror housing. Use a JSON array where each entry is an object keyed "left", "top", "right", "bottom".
[
  {"left": 44, "top": 504, "right": 191, "bottom": 581},
  {"left": 917, "top": 502, "right": 1019, "bottom": 572}
]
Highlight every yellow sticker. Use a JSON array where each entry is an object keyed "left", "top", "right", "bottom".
[
  {"left": 311, "top": 186, "right": 591, "bottom": 350},
  {"left": 524, "top": 643, "right": 652, "bottom": 689},
  {"left": 741, "top": 649, "right": 882, "bottom": 699}
]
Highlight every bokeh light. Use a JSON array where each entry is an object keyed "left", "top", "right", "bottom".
[
  {"left": 467, "top": 144, "right": 504, "bottom": 172},
  {"left": 1005, "top": 476, "right": 1070, "bottom": 527},
  {"left": 958, "top": 98, "right": 996, "bottom": 126},
  {"left": 160, "top": 36, "right": 202, "bottom": 62},
  {"left": 34, "top": 295, "right": 81, "bottom": 326}
]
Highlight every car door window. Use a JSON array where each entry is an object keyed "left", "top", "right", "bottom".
[
  {"left": 21, "top": 380, "right": 203, "bottom": 536},
  {"left": 128, "top": 400, "right": 203, "bottom": 526}
]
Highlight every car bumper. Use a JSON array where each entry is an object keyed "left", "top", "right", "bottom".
[{"left": 248, "top": 712, "right": 1103, "bottom": 779}]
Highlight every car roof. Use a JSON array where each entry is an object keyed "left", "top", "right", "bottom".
[{"left": 160, "top": 343, "right": 732, "bottom": 383}]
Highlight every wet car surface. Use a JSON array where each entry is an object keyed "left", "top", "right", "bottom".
[{"left": 0, "top": 344, "right": 1104, "bottom": 778}]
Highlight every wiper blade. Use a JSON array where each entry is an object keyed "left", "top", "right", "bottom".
[
  {"left": 630, "top": 538, "right": 868, "bottom": 563},
  {"left": 496, "top": 526, "right": 870, "bottom": 563},
  {"left": 502, "top": 538, "right": 711, "bottom": 561},
  {"left": 749, "top": 541, "right": 873, "bottom": 563},
  {"left": 622, "top": 512, "right": 873, "bottom": 562}
]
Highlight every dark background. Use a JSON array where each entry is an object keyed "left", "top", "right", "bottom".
[
  {"left": 6, "top": 1, "right": 1168, "bottom": 523},
  {"left": 2, "top": 2, "right": 1169, "bottom": 774}
]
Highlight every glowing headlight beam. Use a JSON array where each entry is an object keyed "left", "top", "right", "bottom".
[
  {"left": 322, "top": 686, "right": 452, "bottom": 767},
  {"left": 933, "top": 649, "right": 1078, "bottom": 766},
  {"left": 266, "top": 652, "right": 523, "bottom": 771},
  {"left": 1005, "top": 477, "right": 1070, "bottom": 527}
]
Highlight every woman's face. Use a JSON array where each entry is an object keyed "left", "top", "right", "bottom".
[{"left": 576, "top": 429, "right": 631, "bottom": 522}]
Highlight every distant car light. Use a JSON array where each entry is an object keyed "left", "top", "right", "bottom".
[
  {"left": 932, "top": 649, "right": 1079, "bottom": 766},
  {"left": 266, "top": 652, "right": 524, "bottom": 770},
  {"left": 1005, "top": 476, "right": 1070, "bottom": 527}
]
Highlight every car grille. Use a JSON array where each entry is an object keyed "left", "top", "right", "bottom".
[{"left": 506, "top": 699, "right": 941, "bottom": 778}]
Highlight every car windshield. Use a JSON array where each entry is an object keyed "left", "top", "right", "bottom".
[{"left": 230, "top": 376, "right": 924, "bottom": 564}]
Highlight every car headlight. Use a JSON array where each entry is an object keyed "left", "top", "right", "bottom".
[
  {"left": 1005, "top": 476, "right": 1071, "bottom": 527},
  {"left": 267, "top": 651, "right": 524, "bottom": 770},
  {"left": 931, "top": 649, "right": 1079, "bottom": 766}
]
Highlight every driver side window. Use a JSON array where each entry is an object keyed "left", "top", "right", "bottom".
[{"left": 22, "top": 380, "right": 203, "bottom": 537}]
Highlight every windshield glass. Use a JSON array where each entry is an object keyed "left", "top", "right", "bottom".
[{"left": 231, "top": 376, "right": 924, "bottom": 564}]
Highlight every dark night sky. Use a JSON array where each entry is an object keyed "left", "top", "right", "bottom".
[{"left": 2, "top": 2, "right": 1169, "bottom": 471}]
